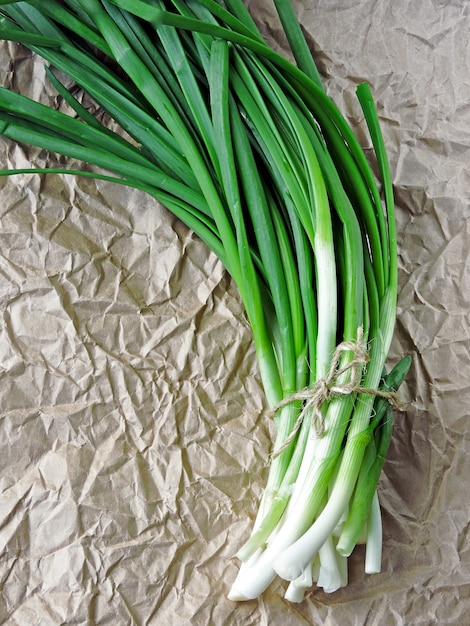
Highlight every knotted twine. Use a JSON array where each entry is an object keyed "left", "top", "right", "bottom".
[{"left": 269, "top": 328, "right": 403, "bottom": 459}]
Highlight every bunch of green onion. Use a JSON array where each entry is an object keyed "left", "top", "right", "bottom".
[{"left": 0, "top": 0, "right": 409, "bottom": 602}]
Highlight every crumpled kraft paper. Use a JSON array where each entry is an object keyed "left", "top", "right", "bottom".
[{"left": 1, "top": 1, "right": 469, "bottom": 624}]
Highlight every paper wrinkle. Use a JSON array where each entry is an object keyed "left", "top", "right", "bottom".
[{"left": 1, "top": 1, "right": 470, "bottom": 624}]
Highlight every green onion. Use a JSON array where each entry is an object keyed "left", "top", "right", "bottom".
[{"left": 0, "top": 0, "right": 408, "bottom": 602}]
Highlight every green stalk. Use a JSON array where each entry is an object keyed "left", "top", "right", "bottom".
[
  {"left": 236, "top": 394, "right": 312, "bottom": 561},
  {"left": 231, "top": 52, "right": 337, "bottom": 381},
  {"left": 229, "top": 101, "right": 300, "bottom": 492},
  {"left": 151, "top": 4, "right": 218, "bottom": 173},
  {"left": 336, "top": 355, "right": 411, "bottom": 555},
  {"left": 271, "top": 0, "right": 323, "bottom": 88},
  {"left": 209, "top": 38, "right": 282, "bottom": 405}
]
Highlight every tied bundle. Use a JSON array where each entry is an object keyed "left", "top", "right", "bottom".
[{"left": 0, "top": 0, "right": 410, "bottom": 602}]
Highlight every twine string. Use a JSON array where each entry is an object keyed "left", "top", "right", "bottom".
[{"left": 269, "top": 328, "right": 403, "bottom": 459}]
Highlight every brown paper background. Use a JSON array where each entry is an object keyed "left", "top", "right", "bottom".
[{"left": 1, "top": 1, "right": 469, "bottom": 624}]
